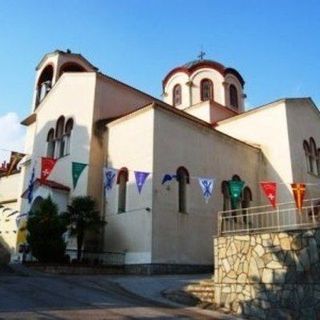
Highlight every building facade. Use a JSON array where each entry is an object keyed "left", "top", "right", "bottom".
[{"left": 0, "top": 50, "right": 319, "bottom": 270}]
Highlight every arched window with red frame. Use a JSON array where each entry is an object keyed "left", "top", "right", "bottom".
[
  {"left": 176, "top": 166, "right": 190, "bottom": 213},
  {"left": 200, "top": 79, "right": 213, "bottom": 101},
  {"left": 117, "top": 167, "right": 129, "bottom": 213},
  {"left": 230, "top": 84, "right": 239, "bottom": 109},
  {"left": 173, "top": 84, "right": 182, "bottom": 106}
]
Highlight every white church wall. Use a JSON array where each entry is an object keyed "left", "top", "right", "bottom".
[
  {"left": 152, "top": 106, "right": 261, "bottom": 265},
  {"left": 20, "top": 73, "right": 97, "bottom": 215},
  {"left": 216, "top": 100, "right": 293, "bottom": 204},
  {"left": 94, "top": 75, "right": 155, "bottom": 121},
  {"left": 286, "top": 99, "right": 320, "bottom": 199},
  {"left": 104, "top": 108, "right": 154, "bottom": 264},
  {"left": 183, "top": 100, "right": 211, "bottom": 123}
]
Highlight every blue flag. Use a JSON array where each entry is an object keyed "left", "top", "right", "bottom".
[
  {"left": 27, "top": 166, "right": 35, "bottom": 204},
  {"left": 134, "top": 171, "right": 150, "bottom": 194},
  {"left": 103, "top": 167, "right": 117, "bottom": 191},
  {"left": 161, "top": 174, "right": 177, "bottom": 185}
]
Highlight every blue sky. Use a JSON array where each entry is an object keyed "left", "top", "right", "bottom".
[{"left": 0, "top": 0, "right": 319, "bottom": 158}]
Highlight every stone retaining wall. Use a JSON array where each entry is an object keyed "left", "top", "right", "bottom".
[{"left": 214, "top": 228, "right": 320, "bottom": 319}]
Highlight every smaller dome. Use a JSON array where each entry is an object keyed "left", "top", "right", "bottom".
[
  {"left": 182, "top": 59, "right": 225, "bottom": 70},
  {"left": 163, "top": 58, "right": 245, "bottom": 88}
]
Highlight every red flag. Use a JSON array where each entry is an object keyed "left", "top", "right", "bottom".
[
  {"left": 260, "top": 182, "right": 277, "bottom": 208},
  {"left": 291, "top": 183, "right": 306, "bottom": 210},
  {"left": 41, "top": 157, "right": 57, "bottom": 183}
]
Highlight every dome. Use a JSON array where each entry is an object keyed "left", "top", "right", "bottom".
[{"left": 163, "top": 58, "right": 245, "bottom": 88}]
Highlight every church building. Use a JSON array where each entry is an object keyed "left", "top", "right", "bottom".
[{"left": 0, "top": 50, "right": 319, "bottom": 272}]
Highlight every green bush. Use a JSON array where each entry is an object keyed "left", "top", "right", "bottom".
[{"left": 27, "top": 196, "right": 67, "bottom": 263}]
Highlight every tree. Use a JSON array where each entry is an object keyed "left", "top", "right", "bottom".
[
  {"left": 27, "top": 196, "right": 67, "bottom": 263},
  {"left": 63, "top": 196, "right": 105, "bottom": 261}
]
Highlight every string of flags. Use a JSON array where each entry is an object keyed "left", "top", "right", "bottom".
[
  {"left": 260, "top": 181, "right": 306, "bottom": 210},
  {"left": 22, "top": 156, "right": 318, "bottom": 209}
]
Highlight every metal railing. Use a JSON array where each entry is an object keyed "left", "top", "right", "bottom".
[{"left": 218, "top": 198, "right": 320, "bottom": 236}]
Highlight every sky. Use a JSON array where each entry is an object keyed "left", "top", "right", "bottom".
[{"left": 0, "top": 0, "right": 319, "bottom": 161}]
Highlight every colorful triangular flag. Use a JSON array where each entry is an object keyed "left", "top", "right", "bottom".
[
  {"left": 291, "top": 183, "right": 306, "bottom": 210},
  {"left": 134, "top": 171, "right": 150, "bottom": 194},
  {"left": 40, "top": 157, "right": 57, "bottom": 183},
  {"left": 260, "top": 181, "right": 277, "bottom": 208},
  {"left": 228, "top": 180, "right": 245, "bottom": 209},
  {"left": 198, "top": 177, "right": 215, "bottom": 203},
  {"left": 103, "top": 167, "right": 117, "bottom": 192},
  {"left": 161, "top": 174, "right": 177, "bottom": 185},
  {"left": 72, "top": 162, "right": 87, "bottom": 189}
]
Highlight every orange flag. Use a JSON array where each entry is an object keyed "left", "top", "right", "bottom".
[{"left": 291, "top": 183, "right": 306, "bottom": 210}]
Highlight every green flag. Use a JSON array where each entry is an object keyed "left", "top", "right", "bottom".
[
  {"left": 72, "top": 162, "right": 87, "bottom": 189},
  {"left": 228, "top": 180, "right": 245, "bottom": 209}
]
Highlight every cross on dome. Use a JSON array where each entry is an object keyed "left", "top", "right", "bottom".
[{"left": 198, "top": 50, "right": 206, "bottom": 60}]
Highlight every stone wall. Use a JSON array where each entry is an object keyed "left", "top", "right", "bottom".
[{"left": 214, "top": 229, "right": 320, "bottom": 319}]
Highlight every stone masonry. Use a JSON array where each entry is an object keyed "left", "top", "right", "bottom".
[{"left": 214, "top": 228, "right": 320, "bottom": 319}]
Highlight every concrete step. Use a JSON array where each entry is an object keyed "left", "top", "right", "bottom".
[{"left": 184, "top": 279, "right": 215, "bottom": 304}]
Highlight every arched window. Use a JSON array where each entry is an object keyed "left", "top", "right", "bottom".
[
  {"left": 176, "top": 166, "right": 190, "bottom": 213},
  {"left": 317, "top": 148, "right": 320, "bottom": 176},
  {"left": 303, "top": 140, "right": 312, "bottom": 173},
  {"left": 46, "top": 128, "right": 55, "bottom": 158},
  {"left": 200, "top": 79, "right": 213, "bottom": 101},
  {"left": 241, "top": 187, "right": 252, "bottom": 224},
  {"left": 230, "top": 85, "right": 239, "bottom": 109},
  {"left": 36, "top": 65, "right": 54, "bottom": 108},
  {"left": 310, "top": 138, "right": 317, "bottom": 175},
  {"left": 221, "top": 180, "right": 230, "bottom": 211},
  {"left": 64, "top": 118, "right": 74, "bottom": 156},
  {"left": 117, "top": 168, "right": 128, "bottom": 213},
  {"left": 232, "top": 174, "right": 241, "bottom": 181},
  {"left": 173, "top": 84, "right": 182, "bottom": 106},
  {"left": 55, "top": 116, "right": 65, "bottom": 158}
]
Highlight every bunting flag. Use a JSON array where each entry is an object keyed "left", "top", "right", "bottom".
[
  {"left": 291, "top": 183, "right": 306, "bottom": 210},
  {"left": 260, "top": 181, "right": 277, "bottom": 208},
  {"left": 27, "top": 166, "right": 35, "bottom": 204},
  {"left": 134, "top": 171, "right": 150, "bottom": 194},
  {"left": 103, "top": 167, "right": 117, "bottom": 192},
  {"left": 228, "top": 180, "right": 245, "bottom": 209},
  {"left": 72, "top": 162, "right": 87, "bottom": 189},
  {"left": 198, "top": 177, "right": 215, "bottom": 203},
  {"left": 161, "top": 174, "right": 177, "bottom": 185},
  {"left": 40, "top": 157, "right": 57, "bottom": 183}
]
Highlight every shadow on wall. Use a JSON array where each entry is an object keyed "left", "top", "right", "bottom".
[{"left": 0, "top": 236, "right": 11, "bottom": 265}]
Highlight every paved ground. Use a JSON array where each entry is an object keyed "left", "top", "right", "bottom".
[{"left": 0, "top": 265, "right": 240, "bottom": 320}]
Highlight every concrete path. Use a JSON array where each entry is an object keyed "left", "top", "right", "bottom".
[{"left": 0, "top": 265, "right": 242, "bottom": 320}]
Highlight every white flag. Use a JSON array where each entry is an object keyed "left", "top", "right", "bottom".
[{"left": 198, "top": 177, "right": 215, "bottom": 204}]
